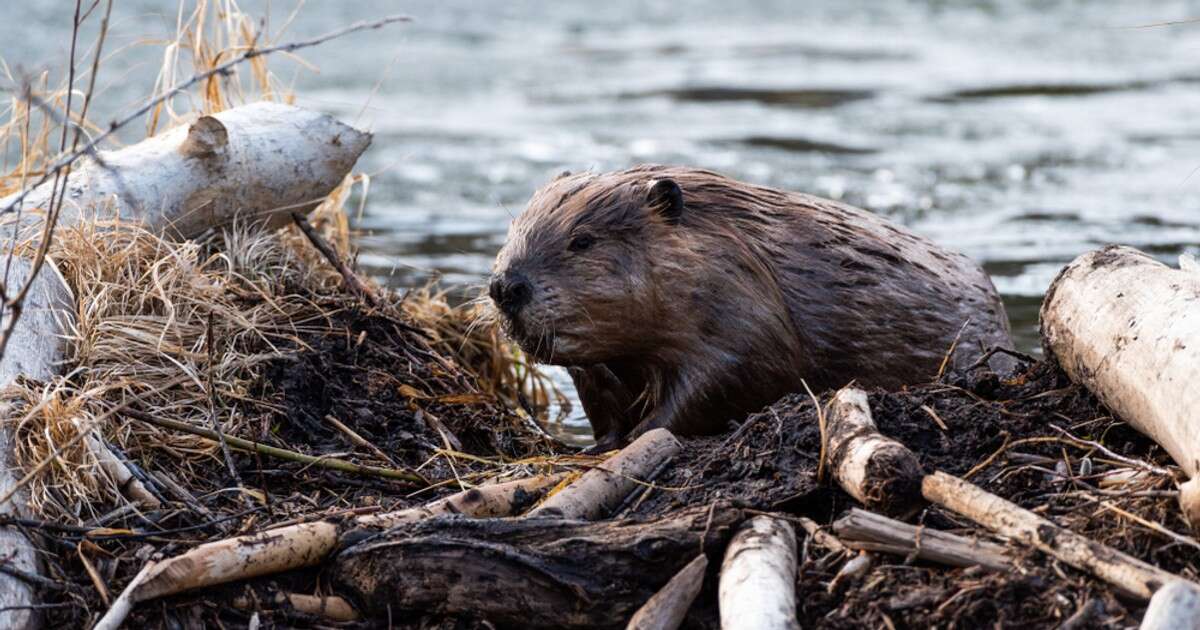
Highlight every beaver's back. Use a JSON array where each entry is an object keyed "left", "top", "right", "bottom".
[{"left": 768, "top": 193, "right": 1011, "bottom": 389}]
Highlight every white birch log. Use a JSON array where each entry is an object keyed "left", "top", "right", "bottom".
[
  {"left": 0, "top": 101, "right": 371, "bottom": 239},
  {"left": 718, "top": 515, "right": 799, "bottom": 630},
  {"left": 0, "top": 258, "right": 74, "bottom": 630},
  {"left": 1040, "top": 245, "right": 1200, "bottom": 526},
  {"left": 529, "top": 428, "right": 681, "bottom": 520},
  {"left": 1141, "top": 580, "right": 1200, "bottom": 630},
  {"left": 627, "top": 553, "right": 708, "bottom": 630},
  {"left": 826, "top": 387, "right": 925, "bottom": 517}
]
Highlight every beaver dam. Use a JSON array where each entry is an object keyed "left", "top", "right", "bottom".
[{"left": 7, "top": 5, "right": 1200, "bottom": 630}]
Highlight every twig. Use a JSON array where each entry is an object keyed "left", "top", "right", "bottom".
[
  {"left": 1048, "top": 424, "right": 1173, "bottom": 477},
  {"left": 122, "top": 408, "right": 426, "bottom": 484},
  {"left": 291, "top": 213, "right": 379, "bottom": 307}
]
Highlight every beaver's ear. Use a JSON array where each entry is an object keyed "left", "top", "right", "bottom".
[
  {"left": 646, "top": 179, "right": 684, "bottom": 225},
  {"left": 555, "top": 170, "right": 572, "bottom": 180}
]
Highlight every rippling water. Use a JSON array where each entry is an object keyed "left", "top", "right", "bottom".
[{"left": 9, "top": 1, "right": 1200, "bottom": 443}]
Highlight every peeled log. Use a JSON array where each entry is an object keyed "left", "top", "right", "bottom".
[
  {"left": 530, "top": 428, "right": 681, "bottom": 520},
  {"left": 626, "top": 554, "right": 709, "bottom": 630},
  {"left": 718, "top": 516, "right": 799, "bottom": 630},
  {"left": 333, "top": 503, "right": 741, "bottom": 629},
  {"left": 0, "top": 101, "right": 371, "bottom": 239},
  {"left": 0, "top": 258, "right": 74, "bottom": 630},
  {"left": 1041, "top": 245, "right": 1200, "bottom": 525},
  {"left": 1141, "top": 580, "right": 1200, "bottom": 630},
  {"left": 826, "top": 387, "right": 925, "bottom": 517}
]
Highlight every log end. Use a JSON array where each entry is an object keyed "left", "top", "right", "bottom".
[{"left": 1179, "top": 478, "right": 1200, "bottom": 531}]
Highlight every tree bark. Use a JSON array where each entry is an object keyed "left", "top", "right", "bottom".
[
  {"left": 529, "top": 428, "right": 681, "bottom": 520},
  {"left": 718, "top": 515, "right": 799, "bottom": 630},
  {"left": 826, "top": 387, "right": 925, "bottom": 517},
  {"left": 923, "top": 471, "right": 1185, "bottom": 600},
  {"left": 1041, "top": 245, "right": 1200, "bottom": 525},
  {"left": 333, "top": 503, "right": 742, "bottom": 629}
]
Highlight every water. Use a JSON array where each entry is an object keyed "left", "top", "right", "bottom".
[{"left": 7, "top": 1, "right": 1200, "bottom": 444}]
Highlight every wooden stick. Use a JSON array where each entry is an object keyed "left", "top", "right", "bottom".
[
  {"left": 292, "top": 213, "right": 379, "bottom": 307},
  {"left": 718, "top": 515, "right": 799, "bottom": 630},
  {"left": 233, "top": 592, "right": 360, "bottom": 622},
  {"left": 626, "top": 553, "right": 708, "bottom": 630},
  {"left": 123, "top": 408, "right": 425, "bottom": 484},
  {"left": 923, "top": 471, "right": 1185, "bottom": 600},
  {"left": 1140, "top": 580, "right": 1200, "bottom": 630},
  {"left": 93, "top": 560, "right": 158, "bottom": 630},
  {"left": 832, "top": 508, "right": 1011, "bottom": 571},
  {"left": 530, "top": 428, "right": 681, "bottom": 520},
  {"left": 826, "top": 387, "right": 925, "bottom": 517},
  {"left": 92, "top": 474, "right": 562, "bottom": 625},
  {"left": 1041, "top": 245, "right": 1200, "bottom": 525},
  {"left": 357, "top": 472, "right": 567, "bottom": 528},
  {"left": 77, "top": 421, "right": 161, "bottom": 508}
]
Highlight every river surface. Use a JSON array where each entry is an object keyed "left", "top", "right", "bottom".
[{"left": 7, "top": 1, "right": 1200, "bottom": 443}]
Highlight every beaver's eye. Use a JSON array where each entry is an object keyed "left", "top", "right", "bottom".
[{"left": 568, "top": 234, "right": 596, "bottom": 252}]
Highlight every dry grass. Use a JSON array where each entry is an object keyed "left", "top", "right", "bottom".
[{"left": 0, "top": 0, "right": 558, "bottom": 530}]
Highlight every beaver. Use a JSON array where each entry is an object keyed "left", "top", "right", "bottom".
[{"left": 490, "top": 165, "right": 1012, "bottom": 450}]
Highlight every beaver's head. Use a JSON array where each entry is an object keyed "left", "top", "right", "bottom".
[{"left": 490, "top": 170, "right": 687, "bottom": 366}]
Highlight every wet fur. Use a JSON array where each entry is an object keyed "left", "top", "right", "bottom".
[{"left": 493, "top": 165, "right": 1012, "bottom": 448}]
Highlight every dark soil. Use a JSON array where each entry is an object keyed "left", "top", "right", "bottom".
[
  {"left": 626, "top": 357, "right": 1188, "bottom": 628},
  {"left": 32, "top": 308, "right": 1193, "bottom": 629}
]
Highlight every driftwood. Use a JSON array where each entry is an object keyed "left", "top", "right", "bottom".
[
  {"left": 832, "top": 508, "right": 1011, "bottom": 571},
  {"left": 530, "top": 428, "right": 681, "bottom": 520},
  {"left": 1140, "top": 580, "right": 1200, "bottom": 630},
  {"left": 1041, "top": 245, "right": 1200, "bottom": 525},
  {"left": 718, "top": 515, "right": 799, "bottom": 630},
  {"left": 333, "top": 503, "right": 742, "bottom": 629},
  {"left": 626, "top": 554, "right": 708, "bottom": 630},
  {"left": 0, "top": 258, "right": 74, "bottom": 630},
  {"left": 923, "top": 471, "right": 1185, "bottom": 600},
  {"left": 826, "top": 387, "right": 925, "bottom": 517},
  {"left": 94, "top": 474, "right": 563, "bottom": 628},
  {"left": 0, "top": 102, "right": 371, "bottom": 239}
]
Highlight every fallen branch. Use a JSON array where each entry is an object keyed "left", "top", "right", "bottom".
[
  {"left": 334, "top": 503, "right": 742, "bottom": 629},
  {"left": 826, "top": 387, "right": 925, "bottom": 517},
  {"left": 718, "top": 515, "right": 799, "bottom": 630},
  {"left": 923, "top": 470, "right": 1185, "bottom": 600},
  {"left": 1040, "top": 245, "right": 1200, "bottom": 525},
  {"left": 832, "top": 507, "right": 1011, "bottom": 571},
  {"left": 626, "top": 554, "right": 708, "bottom": 630},
  {"left": 232, "top": 592, "right": 359, "bottom": 623},
  {"left": 92, "top": 474, "right": 563, "bottom": 625},
  {"left": 530, "top": 428, "right": 681, "bottom": 520}
]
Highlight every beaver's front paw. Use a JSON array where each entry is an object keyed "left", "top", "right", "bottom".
[{"left": 580, "top": 432, "right": 625, "bottom": 455}]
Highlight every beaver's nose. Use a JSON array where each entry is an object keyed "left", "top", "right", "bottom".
[{"left": 489, "top": 271, "right": 533, "bottom": 317}]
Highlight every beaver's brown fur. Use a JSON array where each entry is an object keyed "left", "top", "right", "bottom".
[{"left": 490, "top": 165, "right": 1012, "bottom": 449}]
